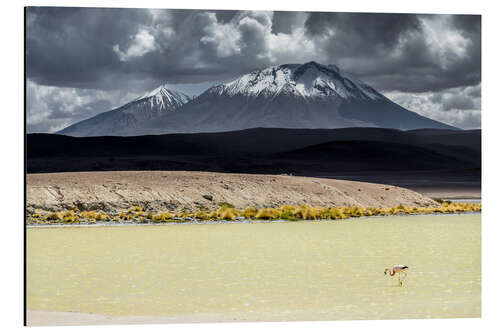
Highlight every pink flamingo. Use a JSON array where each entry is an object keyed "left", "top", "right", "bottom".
[{"left": 384, "top": 265, "right": 409, "bottom": 286}]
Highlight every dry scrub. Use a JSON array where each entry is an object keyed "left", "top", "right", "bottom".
[{"left": 27, "top": 202, "right": 481, "bottom": 225}]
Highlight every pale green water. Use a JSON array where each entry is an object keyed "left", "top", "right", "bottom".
[{"left": 27, "top": 214, "right": 481, "bottom": 321}]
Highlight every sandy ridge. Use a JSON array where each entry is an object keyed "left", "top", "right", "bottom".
[{"left": 26, "top": 171, "right": 437, "bottom": 214}]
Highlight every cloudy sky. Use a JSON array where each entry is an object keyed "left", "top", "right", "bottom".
[{"left": 26, "top": 7, "right": 481, "bottom": 132}]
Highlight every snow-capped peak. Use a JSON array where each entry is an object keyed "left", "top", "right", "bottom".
[
  {"left": 138, "top": 84, "right": 170, "bottom": 100},
  {"left": 210, "top": 61, "right": 383, "bottom": 101},
  {"left": 135, "top": 84, "right": 191, "bottom": 112}
]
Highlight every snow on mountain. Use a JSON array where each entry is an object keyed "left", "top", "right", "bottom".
[
  {"left": 58, "top": 84, "right": 191, "bottom": 137},
  {"left": 210, "top": 61, "right": 384, "bottom": 101},
  {"left": 58, "top": 61, "right": 456, "bottom": 137},
  {"left": 135, "top": 84, "right": 191, "bottom": 111}
]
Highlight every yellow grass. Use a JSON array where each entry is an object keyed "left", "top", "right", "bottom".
[
  {"left": 28, "top": 202, "right": 481, "bottom": 225},
  {"left": 44, "top": 212, "right": 63, "bottom": 221},
  {"left": 195, "top": 211, "right": 210, "bottom": 220},
  {"left": 218, "top": 208, "right": 238, "bottom": 220},
  {"left": 243, "top": 206, "right": 258, "bottom": 218},
  {"left": 255, "top": 208, "right": 280, "bottom": 220}
]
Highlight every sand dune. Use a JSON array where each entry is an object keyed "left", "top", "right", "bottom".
[{"left": 26, "top": 171, "right": 437, "bottom": 214}]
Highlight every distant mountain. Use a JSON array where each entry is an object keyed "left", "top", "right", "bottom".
[
  {"left": 58, "top": 61, "right": 456, "bottom": 136},
  {"left": 146, "top": 61, "right": 456, "bottom": 134},
  {"left": 58, "top": 84, "right": 191, "bottom": 137}
]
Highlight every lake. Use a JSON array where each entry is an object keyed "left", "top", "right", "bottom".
[{"left": 27, "top": 214, "right": 481, "bottom": 322}]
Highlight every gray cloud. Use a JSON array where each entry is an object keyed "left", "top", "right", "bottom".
[
  {"left": 271, "top": 11, "right": 309, "bottom": 34},
  {"left": 26, "top": 7, "right": 481, "bottom": 131},
  {"left": 442, "top": 95, "right": 476, "bottom": 111},
  {"left": 304, "top": 12, "right": 421, "bottom": 56},
  {"left": 386, "top": 83, "right": 481, "bottom": 129},
  {"left": 26, "top": 79, "right": 138, "bottom": 133},
  {"left": 26, "top": 7, "right": 154, "bottom": 90},
  {"left": 27, "top": 8, "right": 480, "bottom": 92},
  {"left": 302, "top": 13, "right": 481, "bottom": 93}
]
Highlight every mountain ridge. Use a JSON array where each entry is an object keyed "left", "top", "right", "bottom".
[
  {"left": 58, "top": 84, "right": 191, "bottom": 137},
  {"left": 58, "top": 61, "right": 457, "bottom": 136}
]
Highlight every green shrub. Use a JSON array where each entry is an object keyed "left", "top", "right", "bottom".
[
  {"left": 279, "top": 210, "right": 299, "bottom": 221},
  {"left": 217, "top": 202, "right": 235, "bottom": 209}
]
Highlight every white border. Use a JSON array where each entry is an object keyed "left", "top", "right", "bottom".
[{"left": 2, "top": 0, "right": 499, "bottom": 332}]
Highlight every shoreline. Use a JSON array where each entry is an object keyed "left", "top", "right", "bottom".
[
  {"left": 26, "top": 171, "right": 480, "bottom": 226},
  {"left": 27, "top": 307, "right": 480, "bottom": 326},
  {"left": 26, "top": 309, "right": 252, "bottom": 326},
  {"left": 26, "top": 211, "right": 481, "bottom": 228}
]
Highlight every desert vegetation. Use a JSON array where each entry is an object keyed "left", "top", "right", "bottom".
[{"left": 26, "top": 201, "right": 481, "bottom": 225}]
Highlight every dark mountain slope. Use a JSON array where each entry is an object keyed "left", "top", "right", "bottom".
[{"left": 28, "top": 127, "right": 479, "bottom": 174}]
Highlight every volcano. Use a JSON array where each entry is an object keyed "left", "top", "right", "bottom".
[{"left": 58, "top": 61, "right": 456, "bottom": 136}]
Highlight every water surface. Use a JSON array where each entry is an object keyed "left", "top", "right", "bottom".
[{"left": 27, "top": 214, "right": 481, "bottom": 321}]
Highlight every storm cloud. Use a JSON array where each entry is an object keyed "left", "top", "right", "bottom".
[
  {"left": 26, "top": 7, "right": 481, "bottom": 132},
  {"left": 386, "top": 83, "right": 482, "bottom": 129}
]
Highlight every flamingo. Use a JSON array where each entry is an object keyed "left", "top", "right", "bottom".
[{"left": 384, "top": 265, "right": 409, "bottom": 286}]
